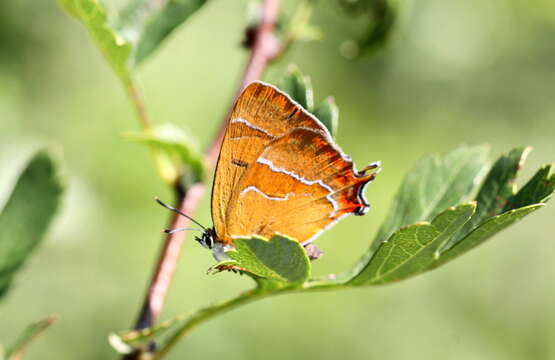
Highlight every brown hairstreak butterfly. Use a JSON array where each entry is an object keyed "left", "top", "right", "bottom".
[{"left": 160, "top": 81, "right": 379, "bottom": 259}]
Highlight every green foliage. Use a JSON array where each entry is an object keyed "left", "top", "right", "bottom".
[
  {"left": 58, "top": 0, "right": 207, "bottom": 82},
  {"left": 0, "top": 150, "right": 64, "bottom": 299},
  {"left": 372, "top": 145, "right": 490, "bottom": 251},
  {"left": 346, "top": 147, "right": 554, "bottom": 285},
  {"left": 125, "top": 123, "right": 206, "bottom": 185},
  {"left": 338, "top": 0, "right": 396, "bottom": 56},
  {"left": 117, "top": 0, "right": 207, "bottom": 65},
  {"left": 3, "top": 316, "right": 57, "bottom": 360},
  {"left": 58, "top": 0, "right": 133, "bottom": 81},
  {"left": 348, "top": 203, "right": 476, "bottom": 285},
  {"left": 279, "top": 65, "right": 339, "bottom": 137},
  {"left": 224, "top": 235, "right": 311, "bottom": 285}
]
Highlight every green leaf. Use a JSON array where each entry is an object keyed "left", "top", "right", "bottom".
[
  {"left": 503, "top": 164, "right": 554, "bottom": 211},
  {"left": 372, "top": 145, "right": 490, "bottom": 252},
  {"left": 0, "top": 150, "right": 64, "bottom": 298},
  {"left": 343, "top": 147, "right": 554, "bottom": 286},
  {"left": 279, "top": 64, "right": 314, "bottom": 111},
  {"left": 338, "top": 0, "right": 396, "bottom": 56},
  {"left": 348, "top": 203, "right": 476, "bottom": 285},
  {"left": 313, "top": 97, "right": 339, "bottom": 138},
  {"left": 278, "top": 65, "right": 338, "bottom": 137},
  {"left": 125, "top": 123, "right": 205, "bottom": 185},
  {"left": 58, "top": 0, "right": 133, "bottom": 81},
  {"left": 225, "top": 235, "right": 311, "bottom": 285},
  {"left": 116, "top": 0, "right": 207, "bottom": 65},
  {"left": 435, "top": 205, "right": 544, "bottom": 268},
  {"left": 58, "top": 0, "right": 207, "bottom": 81},
  {"left": 4, "top": 315, "right": 57, "bottom": 359},
  {"left": 442, "top": 147, "right": 530, "bottom": 251}
]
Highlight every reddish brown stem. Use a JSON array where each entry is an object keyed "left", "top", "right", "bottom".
[{"left": 125, "top": 1, "right": 281, "bottom": 357}]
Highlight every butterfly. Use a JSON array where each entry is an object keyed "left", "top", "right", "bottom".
[{"left": 161, "top": 81, "right": 379, "bottom": 259}]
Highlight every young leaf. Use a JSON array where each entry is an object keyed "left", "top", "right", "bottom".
[
  {"left": 313, "top": 97, "right": 339, "bottom": 137},
  {"left": 279, "top": 64, "right": 314, "bottom": 111},
  {"left": 224, "top": 235, "right": 311, "bottom": 285},
  {"left": 109, "top": 313, "right": 188, "bottom": 354},
  {"left": 116, "top": 0, "right": 207, "bottom": 65},
  {"left": 58, "top": 0, "right": 133, "bottom": 82},
  {"left": 278, "top": 65, "right": 339, "bottom": 137},
  {"left": 0, "top": 150, "right": 64, "bottom": 298},
  {"left": 372, "top": 145, "right": 490, "bottom": 252},
  {"left": 348, "top": 203, "right": 476, "bottom": 285},
  {"left": 4, "top": 315, "right": 57, "bottom": 360},
  {"left": 125, "top": 123, "right": 205, "bottom": 185}
]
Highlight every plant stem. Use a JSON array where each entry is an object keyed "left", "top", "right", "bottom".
[
  {"left": 152, "top": 289, "right": 271, "bottom": 360},
  {"left": 125, "top": 79, "right": 153, "bottom": 131},
  {"left": 152, "top": 280, "right": 349, "bottom": 359},
  {"left": 124, "top": 0, "right": 283, "bottom": 358}
]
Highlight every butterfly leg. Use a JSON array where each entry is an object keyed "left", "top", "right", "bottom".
[{"left": 304, "top": 243, "right": 324, "bottom": 261}]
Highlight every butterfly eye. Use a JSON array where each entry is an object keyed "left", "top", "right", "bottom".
[{"left": 195, "top": 232, "right": 214, "bottom": 250}]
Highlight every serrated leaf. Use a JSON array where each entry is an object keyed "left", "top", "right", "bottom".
[
  {"left": 313, "top": 97, "right": 338, "bottom": 138},
  {"left": 433, "top": 205, "right": 543, "bottom": 268},
  {"left": 117, "top": 0, "right": 207, "bottom": 65},
  {"left": 372, "top": 145, "right": 490, "bottom": 252},
  {"left": 343, "top": 147, "right": 554, "bottom": 286},
  {"left": 442, "top": 147, "right": 530, "bottom": 251},
  {"left": 503, "top": 164, "right": 554, "bottom": 211},
  {"left": 58, "top": 0, "right": 133, "bottom": 81},
  {"left": 348, "top": 203, "right": 476, "bottom": 285},
  {"left": 125, "top": 123, "right": 205, "bottom": 185},
  {"left": 0, "top": 150, "right": 64, "bottom": 298},
  {"left": 4, "top": 315, "right": 57, "bottom": 359},
  {"left": 279, "top": 64, "right": 314, "bottom": 111},
  {"left": 225, "top": 235, "right": 311, "bottom": 284}
]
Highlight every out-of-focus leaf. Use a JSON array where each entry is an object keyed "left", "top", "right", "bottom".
[
  {"left": 58, "top": 0, "right": 133, "bottom": 81},
  {"left": 125, "top": 123, "right": 205, "bottom": 185},
  {"left": 58, "top": 0, "right": 207, "bottom": 81},
  {"left": 348, "top": 203, "right": 476, "bottom": 285},
  {"left": 279, "top": 64, "right": 314, "bottom": 111},
  {"left": 224, "top": 235, "right": 311, "bottom": 285},
  {"left": 372, "top": 145, "right": 490, "bottom": 252},
  {"left": 313, "top": 97, "right": 339, "bottom": 138},
  {"left": 109, "top": 313, "right": 187, "bottom": 354},
  {"left": 278, "top": 65, "right": 338, "bottom": 137},
  {"left": 116, "top": 0, "right": 207, "bottom": 65},
  {"left": 0, "top": 150, "right": 64, "bottom": 298},
  {"left": 338, "top": 0, "right": 396, "bottom": 56},
  {"left": 4, "top": 315, "right": 57, "bottom": 360}
]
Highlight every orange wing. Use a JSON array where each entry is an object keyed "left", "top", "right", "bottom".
[{"left": 211, "top": 82, "right": 378, "bottom": 245}]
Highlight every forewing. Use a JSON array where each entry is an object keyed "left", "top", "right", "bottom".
[
  {"left": 211, "top": 82, "right": 329, "bottom": 238},
  {"left": 223, "top": 128, "right": 377, "bottom": 245}
]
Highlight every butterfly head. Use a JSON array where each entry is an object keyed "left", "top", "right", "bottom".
[{"left": 196, "top": 228, "right": 216, "bottom": 249}]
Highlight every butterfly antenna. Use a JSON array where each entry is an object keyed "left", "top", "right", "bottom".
[
  {"left": 163, "top": 227, "right": 204, "bottom": 234},
  {"left": 154, "top": 197, "right": 207, "bottom": 230}
]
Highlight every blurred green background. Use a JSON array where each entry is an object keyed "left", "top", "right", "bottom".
[{"left": 1, "top": 0, "right": 554, "bottom": 359}]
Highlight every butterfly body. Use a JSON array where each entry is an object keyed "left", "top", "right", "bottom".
[{"left": 200, "top": 81, "right": 378, "bottom": 255}]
